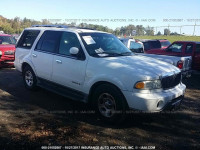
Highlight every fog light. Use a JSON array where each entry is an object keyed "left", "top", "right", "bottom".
[{"left": 157, "top": 100, "right": 164, "bottom": 109}]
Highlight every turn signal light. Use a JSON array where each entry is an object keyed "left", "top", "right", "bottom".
[{"left": 135, "top": 82, "right": 145, "bottom": 89}]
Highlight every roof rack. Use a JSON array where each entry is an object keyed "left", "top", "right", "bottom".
[
  {"left": 31, "top": 25, "right": 68, "bottom": 28},
  {"left": 68, "top": 26, "right": 95, "bottom": 30},
  {"left": 31, "top": 25, "right": 95, "bottom": 30}
]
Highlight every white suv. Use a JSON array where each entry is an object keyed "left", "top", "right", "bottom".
[{"left": 15, "top": 25, "right": 186, "bottom": 122}]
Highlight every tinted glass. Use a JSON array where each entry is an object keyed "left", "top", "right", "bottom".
[
  {"left": 167, "top": 43, "right": 183, "bottom": 53},
  {"left": 0, "top": 36, "right": 16, "bottom": 45},
  {"left": 143, "top": 42, "right": 150, "bottom": 50},
  {"left": 151, "top": 41, "right": 161, "bottom": 49},
  {"left": 17, "top": 30, "right": 40, "bottom": 49},
  {"left": 36, "top": 31, "right": 62, "bottom": 53},
  {"left": 59, "top": 32, "right": 81, "bottom": 56},
  {"left": 185, "top": 44, "right": 193, "bottom": 53},
  {"left": 161, "top": 41, "right": 171, "bottom": 48},
  {"left": 196, "top": 44, "right": 200, "bottom": 53}
]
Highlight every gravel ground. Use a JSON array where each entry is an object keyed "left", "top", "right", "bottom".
[{"left": 0, "top": 68, "right": 200, "bottom": 150}]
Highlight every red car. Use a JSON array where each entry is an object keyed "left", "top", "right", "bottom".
[
  {"left": 0, "top": 34, "right": 16, "bottom": 67},
  {"left": 140, "top": 39, "right": 171, "bottom": 54},
  {"left": 147, "top": 41, "right": 200, "bottom": 70}
]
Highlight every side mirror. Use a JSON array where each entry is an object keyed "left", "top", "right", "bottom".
[{"left": 69, "top": 47, "right": 79, "bottom": 55}]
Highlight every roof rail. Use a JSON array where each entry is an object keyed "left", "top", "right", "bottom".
[
  {"left": 68, "top": 26, "right": 95, "bottom": 30},
  {"left": 31, "top": 25, "right": 68, "bottom": 28}
]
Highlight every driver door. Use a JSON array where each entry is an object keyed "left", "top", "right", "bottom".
[{"left": 52, "top": 32, "right": 87, "bottom": 91}]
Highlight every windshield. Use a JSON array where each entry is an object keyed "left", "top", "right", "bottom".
[
  {"left": 161, "top": 41, "right": 171, "bottom": 48},
  {"left": 0, "top": 36, "right": 16, "bottom": 45},
  {"left": 130, "top": 41, "right": 144, "bottom": 53},
  {"left": 79, "top": 33, "right": 133, "bottom": 57},
  {"left": 167, "top": 43, "right": 183, "bottom": 53}
]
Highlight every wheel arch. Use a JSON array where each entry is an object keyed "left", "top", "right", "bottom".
[
  {"left": 21, "top": 60, "right": 37, "bottom": 76},
  {"left": 88, "top": 81, "right": 128, "bottom": 105}
]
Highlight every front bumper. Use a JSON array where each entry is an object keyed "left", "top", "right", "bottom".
[
  {"left": 122, "top": 83, "right": 186, "bottom": 112},
  {"left": 0, "top": 56, "right": 15, "bottom": 67}
]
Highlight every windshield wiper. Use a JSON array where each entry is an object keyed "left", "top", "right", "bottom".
[
  {"left": 96, "top": 52, "right": 124, "bottom": 57},
  {"left": 120, "top": 52, "right": 133, "bottom": 56}
]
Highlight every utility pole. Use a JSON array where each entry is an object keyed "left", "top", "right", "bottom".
[
  {"left": 180, "top": 26, "right": 182, "bottom": 35},
  {"left": 168, "top": 24, "right": 170, "bottom": 36},
  {"left": 193, "top": 22, "right": 196, "bottom": 36}
]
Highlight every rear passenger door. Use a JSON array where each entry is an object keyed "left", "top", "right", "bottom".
[
  {"left": 193, "top": 44, "right": 200, "bottom": 70},
  {"left": 32, "top": 30, "right": 62, "bottom": 80},
  {"left": 52, "top": 32, "right": 87, "bottom": 91}
]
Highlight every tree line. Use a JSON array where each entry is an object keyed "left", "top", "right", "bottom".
[{"left": 0, "top": 15, "right": 175, "bottom": 36}]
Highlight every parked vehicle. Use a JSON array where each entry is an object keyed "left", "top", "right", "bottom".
[
  {"left": 119, "top": 38, "right": 144, "bottom": 53},
  {"left": 147, "top": 41, "right": 200, "bottom": 70},
  {"left": 15, "top": 25, "right": 186, "bottom": 123},
  {"left": 139, "top": 39, "right": 171, "bottom": 54},
  {"left": 120, "top": 38, "right": 192, "bottom": 77},
  {"left": 0, "top": 34, "right": 16, "bottom": 67}
]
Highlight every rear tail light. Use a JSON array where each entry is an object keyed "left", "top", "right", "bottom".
[{"left": 177, "top": 60, "right": 183, "bottom": 69}]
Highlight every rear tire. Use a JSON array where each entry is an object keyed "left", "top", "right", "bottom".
[
  {"left": 22, "top": 65, "right": 37, "bottom": 90},
  {"left": 92, "top": 84, "right": 128, "bottom": 124}
]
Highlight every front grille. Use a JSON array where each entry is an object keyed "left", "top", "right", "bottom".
[
  {"left": 4, "top": 51, "right": 14, "bottom": 55},
  {"left": 161, "top": 73, "right": 181, "bottom": 89}
]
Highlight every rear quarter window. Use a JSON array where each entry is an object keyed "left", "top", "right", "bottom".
[
  {"left": 143, "top": 42, "right": 150, "bottom": 50},
  {"left": 196, "top": 44, "right": 200, "bottom": 53},
  {"left": 16, "top": 30, "right": 40, "bottom": 49},
  {"left": 150, "top": 41, "right": 161, "bottom": 49}
]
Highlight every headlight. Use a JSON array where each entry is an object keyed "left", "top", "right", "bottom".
[
  {"left": 135, "top": 80, "right": 162, "bottom": 90},
  {"left": 0, "top": 51, "right": 2, "bottom": 56}
]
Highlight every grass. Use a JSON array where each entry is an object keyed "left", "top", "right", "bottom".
[{"left": 134, "top": 36, "right": 200, "bottom": 43}]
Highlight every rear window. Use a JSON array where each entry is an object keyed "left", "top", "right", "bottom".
[
  {"left": 35, "top": 30, "right": 62, "bottom": 53},
  {"left": 17, "top": 30, "right": 40, "bottom": 49},
  {"left": 161, "top": 41, "right": 171, "bottom": 48},
  {"left": 150, "top": 41, "right": 161, "bottom": 49},
  {"left": 143, "top": 42, "right": 150, "bottom": 50},
  {"left": 185, "top": 44, "right": 193, "bottom": 54},
  {"left": 196, "top": 44, "right": 200, "bottom": 53},
  {"left": 167, "top": 43, "right": 183, "bottom": 53}
]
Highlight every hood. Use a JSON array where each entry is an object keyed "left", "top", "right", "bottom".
[
  {"left": 0, "top": 44, "right": 16, "bottom": 51},
  {"left": 104, "top": 55, "right": 180, "bottom": 77}
]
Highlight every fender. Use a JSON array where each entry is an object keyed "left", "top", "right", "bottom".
[{"left": 82, "top": 74, "right": 128, "bottom": 94}]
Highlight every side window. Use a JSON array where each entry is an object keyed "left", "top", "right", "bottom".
[
  {"left": 17, "top": 30, "right": 40, "bottom": 49},
  {"left": 167, "top": 43, "right": 183, "bottom": 53},
  {"left": 36, "top": 31, "right": 62, "bottom": 53},
  {"left": 151, "top": 41, "right": 161, "bottom": 49},
  {"left": 196, "top": 44, "right": 200, "bottom": 53},
  {"left": 185, "top": 44, "right": 193, "bottom": 54},
  {"left": 58, "top": 32, "right": 81, "bottom": 56},
  {"left": 143, "top": 42, "right": 150, "bottom": 50}
]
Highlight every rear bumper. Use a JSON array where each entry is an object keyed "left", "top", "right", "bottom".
[{"left": 181, "top": 70, "right": 192, "bottom": 78}]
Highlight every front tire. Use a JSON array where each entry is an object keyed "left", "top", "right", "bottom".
[
  {"left": 93, "top": 84, "right": 128, "bottom": 123},
  {"left": 22, "top": 65, "right": 37, "bottom": 90}
]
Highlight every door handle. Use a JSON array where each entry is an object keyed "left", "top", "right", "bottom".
[
  {"left": 56, "top": 60, "right": 62, "bottom": 63},
  {"left": 32, "top": 54, "right": 37, "bottom": 57}
]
